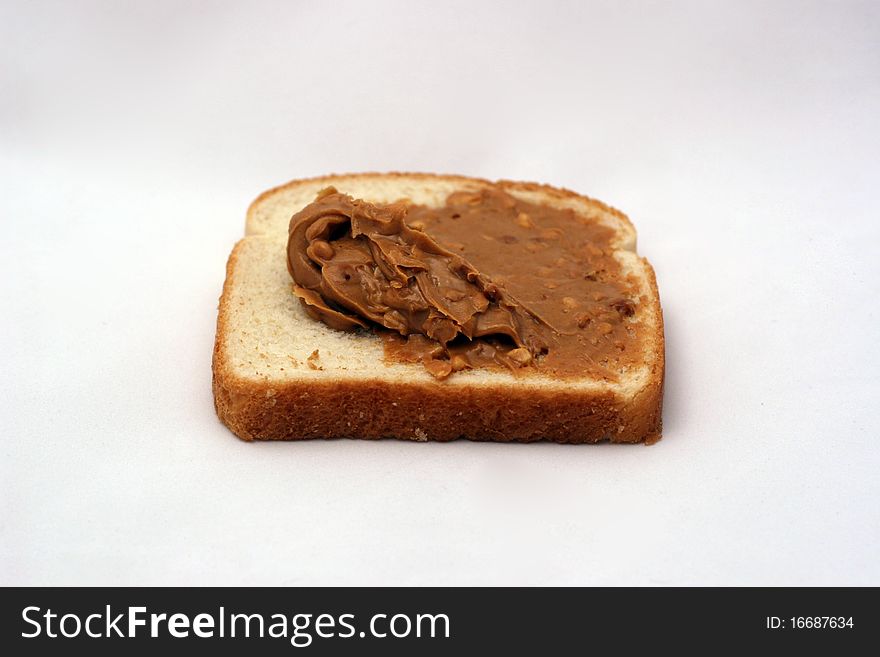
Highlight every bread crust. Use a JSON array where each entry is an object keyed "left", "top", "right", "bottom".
[
  {"left": 246, "top": 171, "right": 635, "bottom": 236},
  {"left": 214, "top": 173, "right": 663, "bottom": 444}
]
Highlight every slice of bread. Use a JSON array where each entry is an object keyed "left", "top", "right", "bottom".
[{"left": 213, "top": 173, "right": 664, "bottom": 443}]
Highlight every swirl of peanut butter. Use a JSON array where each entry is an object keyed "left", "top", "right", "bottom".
[
  {"left": 287, "top": 188, "right": 553, "bottom": 377},
  {"left": 288, "top": 187, "right": 643, "bottom": 381}
]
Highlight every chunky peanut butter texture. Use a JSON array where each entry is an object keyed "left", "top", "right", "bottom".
[{"left": 287, "top": 187, "right": 642, "bottom": 380}]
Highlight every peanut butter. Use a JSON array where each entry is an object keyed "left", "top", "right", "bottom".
[{"left": 287, "top": 187, "right": 642, "bottom": 380}]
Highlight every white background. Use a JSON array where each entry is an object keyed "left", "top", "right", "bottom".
[{"left": 2, "top": 0, "right": 878, "bottom": 586}]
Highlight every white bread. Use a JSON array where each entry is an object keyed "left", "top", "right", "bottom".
[{"left": 213, "top": 173, "right": 664, "bottom": 443}]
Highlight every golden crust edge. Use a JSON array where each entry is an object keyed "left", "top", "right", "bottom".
[{"left": 245, "top": 172, "right": 635, "bottom": 236}]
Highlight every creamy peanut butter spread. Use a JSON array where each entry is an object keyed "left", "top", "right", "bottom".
[{"left": 287, "top": 187, "right": 642, "bottom": 380}]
